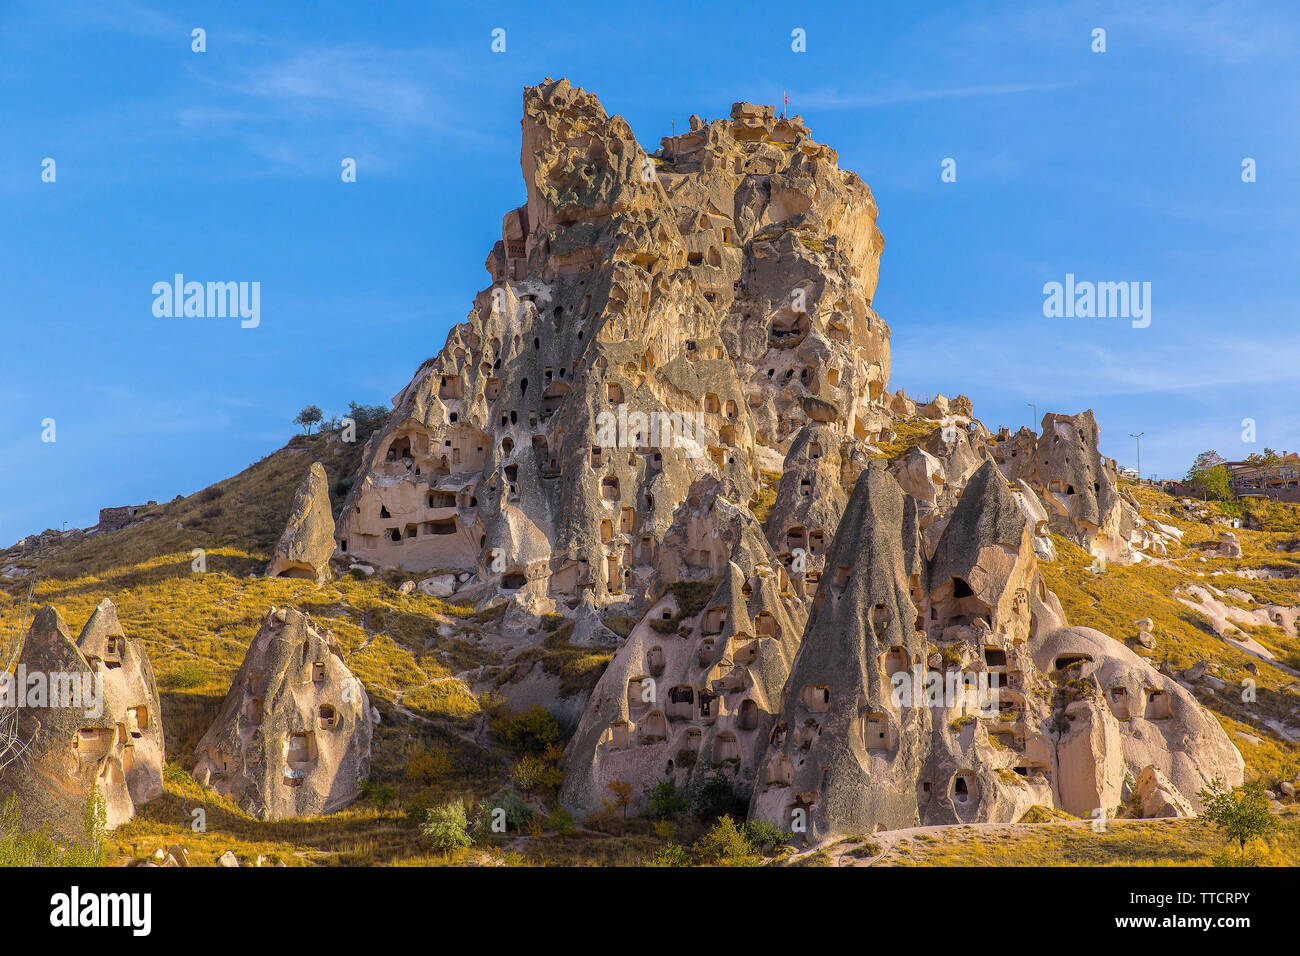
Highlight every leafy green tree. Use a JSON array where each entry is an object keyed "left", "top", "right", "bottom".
[
  {"left": 345, "top": 401, "right": 389, "bottom": 442},
  {"left": 647, "top": 842, "right": 692, "bottom": 867},
  {"left": 420, "top": 799, "right": 473, "bottom": 851},
  {"left": 510, "top": 752, "right": 563, "bottom": 793},
  {"left": 742, "top": 819, "right": 790, "bottom": 855},
  {"left": 293, "top": 404, "right": 323, "bottom": 435},
  {"left": 1197, "top": 779, "right": 1281, "bottom": 854},
  {"left": 1186, "top": 450, "right": 1232, "bottom": 501},
  {"left": 498, "top": 706, "right": 561, "bottom": 755},
  {"left": 1245, "top": 448, "right": 1282, "bottom": 470},
  {"left": 359, "top": 779, "right": 396, "bottom": 809}
]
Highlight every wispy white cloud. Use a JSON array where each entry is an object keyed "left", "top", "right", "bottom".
[
  {"left": 177, "top": 43, "right": 508, "bottom": 173},
  {"left": 897, "top": 321, "right": 1300, "bottom": 403},
  {"left": 798, "top": 81, "right": 1074, "bottom": 111}
]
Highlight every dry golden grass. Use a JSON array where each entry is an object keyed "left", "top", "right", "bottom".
[
  {"left": 877, "top": 811, "right": 1300, "bottom": 867},
  {"left": 6, "top": 444, "right": 1300, "bottom": 866},
  {"left": 1042, "top": 485, "right": 1300, "bottom": 784}
]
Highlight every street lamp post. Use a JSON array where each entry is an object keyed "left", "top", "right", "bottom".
[
  {"left": 1130, "top": 432, "right": 1144, "bottom": 483},
  {"left": 1027, "top": 403, "right": 1037, "bottom": 432}
]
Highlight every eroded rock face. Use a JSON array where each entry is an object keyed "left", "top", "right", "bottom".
[
  {"left": 315, "top": 79, "right": 1240, "bottom": 839},
  {"left": 763, "top": 424, "right": 853, "bottom": 600},
  {"left": 990, "top": 411, "right": 1129, "bottom": 561},
  {"left": 748, "top": 461, "right": 1242, "bottom": 842},
  {"left": 192, "top": 607, "right": 372, "bottom": 820},
  {"left": 267, "top": 461, "right": 335, "bottom": 584},
  {"left": 77, "top": 599, "right": 165, "bottom": 810},
  {"left": 1134, "top": 764, "right": 1195, "bottom": 819},
  {"left": 0, "top": 601, "right": 164, "bottom": 843},
  {"left": 1031, "top": 626, "right": 1243, "bottom": 818},
  {"left": 751, "top": 462, "right": 1056, "bottom": 839},
  {"left": 560, "top": 481, "right": 807, "bottom": 816},
  {"left": 334, "top": 79, "right": 890, "bottom": 620}
]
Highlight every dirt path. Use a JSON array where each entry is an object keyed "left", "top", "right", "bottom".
[{"left": 793, "top": 817, "right": 1174, "bottom": 867}]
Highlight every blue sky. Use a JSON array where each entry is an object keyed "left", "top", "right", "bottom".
[{"left": 2, "top": 0, "right": 1297, "bottom": 544}]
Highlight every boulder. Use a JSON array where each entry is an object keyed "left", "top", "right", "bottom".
[
  {"left": 1135, "top": 764, "right": 1195, "bottom": 818},
  {"left": 418, "top": 574, "right": 457, "bottom": 598},
  {"left": 1217, "top": 532, "right": 1243, "bottom": 558}
]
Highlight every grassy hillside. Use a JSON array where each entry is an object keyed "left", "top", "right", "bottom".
[
  {"left": 2, "top": 444, "right": 1297, "bottom": 866},
  {"left": 1040, "top": 482, "right": 1300, "bottom": 785}
]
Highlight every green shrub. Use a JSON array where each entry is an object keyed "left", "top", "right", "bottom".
[
  {"left": 496, "top": 790, "right": 538, "bottom": 832},
  {"left": 359, "top": 780, "right": 396, "bottom": 810},
  {"left": 496, "top": 706, "right": 561, "bottom": 755},
  {"left": 511, "top": 752, "right": 564, "bottom": 793},
  {"left": 693, "top": 815, "right": 761, "bottom": 866},
  {"left": 648, "top": 843, "right": 692, "bottom": 867},
  {"left": 420, "top": 800, "right": 473, "bottom": 851},
  {"left": 645, "top": 778, "right": 688, "bottom": 819},
  {"left": 162, "top": 660, "right": 210, "bottom": 689},
  {"left": 547, "top": 808, "right": 576, "bottom": 834},
  {"left": 742, "top": 820, "right": 790, "bottom": 855}
]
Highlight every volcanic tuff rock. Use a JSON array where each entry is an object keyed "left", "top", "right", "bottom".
[
  {"left": 749, "top": 461, "right": 1241, "bottom": 841},
  {"left": 267, "top": 461, "right": 335, "bottom": 584},
  {"left": 988, "top": 411, "right": 1178, "bottom": 564},
  {"left": 1031, "top": 626, "right": 1243, "bottom": 818},
  {"left": 335, "top": 78, "right": 891, "bottom": 623},
  {"left": 1134, "top": 764, "right": 1196, "bottom": 819},
  {"left": 192, "top": 607, "right": 372, "bottom": 820},
  {"left": 321, "top": 79, "right": 1238, "bottom": 837},
  {"left": 0, "top": 601, "right": 164, "bottom": 843},
  {"left": 560, "top": 478, "right": 807, "bottom": 814}
]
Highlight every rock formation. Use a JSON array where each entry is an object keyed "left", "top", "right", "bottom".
[
  {"left": 334, "top": 79, "right": 890, "bottom": 628},
  {"left": 317, "top": 79, "right": 1241, "bottom": 840},
  {"left": 749, "top": 461, "right": 1242, "bottom": 842},
  {"left": 560, "top": 479, "right": 806, "bottom": 815},
  {"left": 0, "top": 601, "right": 164, "bottom": 843},
  {"left": 267, "top": 461, "right": 336, "bottom": 583},
  {"left": 192, "top": 607, "right": 372, "bottom": 820},
  {"left": 1031, "top": 626, "right": 1243, "bottom": 819},
  {"left": 988, "top": 411, "right": 1178, "bottom": 564}
]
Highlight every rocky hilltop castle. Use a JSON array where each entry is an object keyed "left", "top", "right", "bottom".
[{"left": 326, "top": 79, "right": 1240, "bottom": 836}]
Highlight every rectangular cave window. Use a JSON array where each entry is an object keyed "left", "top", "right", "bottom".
[{"left": 1144, "top": 688, "right": 1172, "bottom": 719}]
